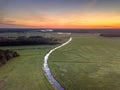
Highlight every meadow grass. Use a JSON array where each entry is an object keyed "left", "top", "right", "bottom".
[
  {"left": 0, "top": 45, "right": 55, "bottom": 90},
  {"left": 0, "top": 32, "right": 70, "bottom": 90},
  {"left": 49, "top": 34, "right": 120, "bottom": 90}
]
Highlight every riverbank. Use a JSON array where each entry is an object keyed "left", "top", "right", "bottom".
[{"left": 43, "top": 37, "right": 72, "bottom": 90}]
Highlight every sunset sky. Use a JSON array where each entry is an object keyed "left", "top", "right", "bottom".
[{"left": 0, "top": 0, "right": 120, "bottom": 28}]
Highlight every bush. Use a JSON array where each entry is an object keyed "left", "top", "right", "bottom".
[{"left": 0, "top": 49, "right": 19, "bottom": 67}]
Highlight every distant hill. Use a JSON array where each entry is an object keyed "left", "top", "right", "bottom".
[
  {"left": 53, "top": 28, "right": 120, "bottom": 33},
  {"left": 0, "top": 28, "right": 120, "bottom": 33}
]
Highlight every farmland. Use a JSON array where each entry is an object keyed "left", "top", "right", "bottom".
[
  {"left": 0, "top": 32, "right": 120, "bottom": 90},
  {"left": 0, "top": 45, "right": 56, "bottom": 90},
  {"left": 0, "top": 31, "right": 70, "bottom": 90},
  {"left": 49, "top": 34, "right": 120, "bottom": 90}
]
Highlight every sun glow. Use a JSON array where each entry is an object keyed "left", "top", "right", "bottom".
[{"left": 2, "top": 10, "right": 120, "bottom": 28}]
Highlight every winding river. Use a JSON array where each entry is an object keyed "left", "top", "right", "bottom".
[{"left": 43, "top": 37, "right": 72, "bottom": 90}]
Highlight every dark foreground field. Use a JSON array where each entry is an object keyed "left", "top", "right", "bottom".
[{"left": 49, "top": 34, "right": 120, "bottom": 90}]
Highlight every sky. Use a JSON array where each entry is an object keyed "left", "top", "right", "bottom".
[{"left": 0, "top": 0, "right": 120, "bottom": 28}]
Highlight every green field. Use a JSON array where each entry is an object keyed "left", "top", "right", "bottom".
[
  {"left": 0, "top": 32, "right": 70, "bottom": 90},
  {"left": 1, "top": 33, "right": 120, "bottom": 90},
  {"left": 49, "top": 34, "right": 120, "bottom": 90},
  {"left": 0, "top": 45, "right": 55, "bottom": 90}
]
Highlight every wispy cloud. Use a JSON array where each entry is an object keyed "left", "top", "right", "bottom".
[{"left": 0, "top": 17, "right": 34, "bottom": 28}]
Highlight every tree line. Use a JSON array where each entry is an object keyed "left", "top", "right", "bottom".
[
  {"left": 100, "top": 33, "right": 120, "bottom": 37},
  {"left": 0, "top": 36, "right": 61, "bottom": 46}
]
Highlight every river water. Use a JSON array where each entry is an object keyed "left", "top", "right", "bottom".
[{"left": 43, "top": 37, "right": 72, "bottom": 90}]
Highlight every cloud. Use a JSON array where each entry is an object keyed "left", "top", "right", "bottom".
[
  {"left": 0, "top": 17, "right": 16, "bottom": 24},
  {"left": 0, "top": 17, "right": 33, "bottom": 28}
]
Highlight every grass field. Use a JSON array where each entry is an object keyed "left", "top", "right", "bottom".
[
  {"left": 0, "top": 45, "right": 55, "bottom": 90},
  {"left": 1, "top": 33, "right": 120, "bottom": 90},
  {"left": 0, "top": 32, "right": 70, "bottom": 90},
  {"left": 49, "top": 34, "right": 120, "bottom": 90}
]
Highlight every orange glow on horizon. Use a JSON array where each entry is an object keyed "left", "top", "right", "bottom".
[
  {"left": 2, "top": 12, "right": 120, "bottom": 28},
  {"left": 1, "top": 0, "right": 120, "bottom": 29}
]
